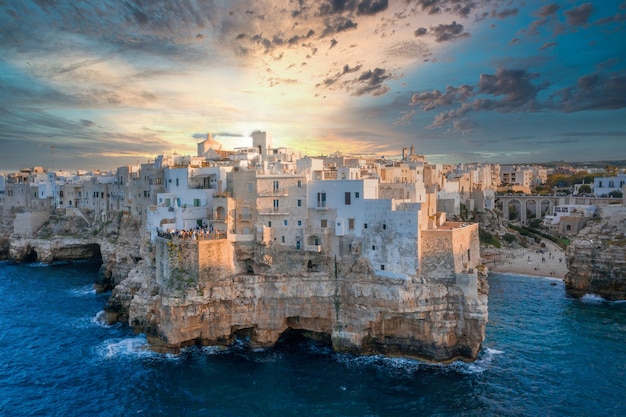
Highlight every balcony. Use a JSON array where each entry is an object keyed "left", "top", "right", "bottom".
[{"left": 304, "top": 245, "right": 321, "bottom": 253}]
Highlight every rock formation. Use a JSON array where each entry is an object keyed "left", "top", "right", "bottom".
[
  {"left": 108, "top": 236, "right": 488, "bottom": 363},
  {"left": 0, "top": 208, "right": 143, "bottom": 291},
  {"left": 565, "top": 204, "right": 626, "bottom": 300}
]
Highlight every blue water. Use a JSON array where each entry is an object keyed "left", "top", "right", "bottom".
[{"left": 1, "top": 262, "right": 625, "bottom": 417}]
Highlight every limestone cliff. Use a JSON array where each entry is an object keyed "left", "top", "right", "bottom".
[
  {"left": 565, "top": 204, "right": 626, "bottom": 300},
  {"left": 109, "top": 237, "right": 488, "bottom": 363},
  {"left": 1, "top": 208, "right": 144, "bottom": 291}
]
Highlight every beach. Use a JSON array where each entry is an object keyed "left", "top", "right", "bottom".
[{"left": 482, "top": 238, "right": 568, "bottom": 279}]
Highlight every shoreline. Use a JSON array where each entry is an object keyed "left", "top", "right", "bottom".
[{"left": 482, "top": 238, "right": 568, "bottom": 279}]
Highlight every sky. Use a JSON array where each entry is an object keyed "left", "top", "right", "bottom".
[{"left": 1, "top": 0, "right": 625, "bottom": 171}]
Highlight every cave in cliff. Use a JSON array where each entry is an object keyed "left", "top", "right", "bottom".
[
  {"left": 53, "top": 243, "right": 103, "bottom": 263},
  {"left": 22, "top": 247, "right": 38, "bottom": 263}
]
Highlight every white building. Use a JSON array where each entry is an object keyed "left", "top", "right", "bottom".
[{"left": 594, "top": 174, "right": 626, "bottom": 197}]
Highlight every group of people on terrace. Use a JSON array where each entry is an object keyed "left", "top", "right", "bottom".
[{"left": 157, "top": 224, "right": 225, "bottom": 240}]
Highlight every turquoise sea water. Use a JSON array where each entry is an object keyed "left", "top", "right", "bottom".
[{"left": 0, "top": 261, "right": 625, "bottom": 416}]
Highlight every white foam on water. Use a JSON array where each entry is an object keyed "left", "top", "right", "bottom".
[
  {"left": 91, "top": 310, "right": 121, "bottom": 328},
  {"left": 69, "top": 284, "right": 96, "bottom": 297},
  {"left": 95, "top": 335, "right": 155, "bottom": 360},
  {"left": 580, "top": 293, "right": 606, "bottom": 303},
  {"left": 333, "top": 352, "right": 423, "bottom": 376},
  {"left": 26, "top": 262, "right": 50, "bottom": 268}
]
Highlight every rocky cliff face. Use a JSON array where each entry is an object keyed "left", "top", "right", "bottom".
[
  {"left": 565, "top": 204, "right": 626, "bottom": 300},
  {"left": 108, "top": 238, "right": 488, "bottom": 363},
  {"left": 1, "top": 208, "right": 143, "bottom": 291}
]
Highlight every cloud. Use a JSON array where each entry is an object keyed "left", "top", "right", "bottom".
[
  {"left": 564, "top": 3, "right": 594, "bottom": 26},
  {"left": 409, "top": 68, "right": 626, "bottom": 131},
  {"left": 491, "top": 8, "right": 519, "bottom": 19},
  {"left": 410, "top": 68, "right": 548, "bottom": 128},
  {"left": 539, "top": 41, "right": 557, "bottom": 51},
  {"left": 549, "top": 72, "right": 626, "bottom": 112},
  {"left": 431, "top": 21, "right": 470, "bottom": 42},
  {"left": 350, "top": 67, "right": 391, "bottom": 96}
]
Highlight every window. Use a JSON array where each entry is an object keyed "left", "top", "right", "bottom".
[
  {"left": 364, "top": 223, "right": 368, "bottom": 229},
  {"left": 355, "top": 192, "right": 360, "bottom": 199},
  {"left": 296, "top": 241, "right": 301, "bottom": 249},
  {"left": 345, "top": 192, "right": 351, "bottom": 205},
  {"left": 383, "top": 224, "right": 386, "bottom": 230},
  {"left": 372, "top": 245, "right": 376, "bottom": 250},
  {"left": 317, "top": 192, "right": 326, "bottom": 208},
  {"left": 281, "top": 236, "right": 285, "bottom": 243},
  {"left": 297, "top": 180, "right": 302, "bottom": 188},
  {"left": 297, "top": 220, "right": 302, "bottom": 226},
  {"left": 283, "top": 220, "right": 288, "bottom": 226},
  {"left": 273, "top": 199, "right": 279, "bottom": 212},
  {"left": 273, "top": 180, "right": 279, "bottom": 193},
  {"left": 297, "top": 199, "right": 302, "bottom": 207},
  {"left": 348, "top": 218, "right": 355, "bottom": 230},
  {"left": 381, "top": 265, "right": 385, "bottom": 270},
  {"left": 194, "top": 199, "right": 200, "bottom": 207},
  {"left": 175, "top": 178, "right": 179, "bottom": 186},
  {"left": 268, "top": 221, "right": 272, "bottom": 227},
  {"left": 321, "top": 219, "right": 328, "bottom": 228}
]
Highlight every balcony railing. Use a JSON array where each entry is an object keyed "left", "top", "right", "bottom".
[{"left": 304, "top": 245, "right": 321, "bottom": 253}]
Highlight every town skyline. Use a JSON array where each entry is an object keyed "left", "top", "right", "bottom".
[{"left": 1, "top": 0, "right": 625, "bottom": 171}]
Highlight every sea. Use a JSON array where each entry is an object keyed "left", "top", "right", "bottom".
[{"left": 0, "top": 261, "right": 625, "bottom": 417}]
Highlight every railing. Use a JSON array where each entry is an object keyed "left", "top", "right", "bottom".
[
  {"left": 304, "top": 245, "right": 321, "bottom": 253},
  {"left": 157, "top": 229, "right": 226, "bottom": 240}
]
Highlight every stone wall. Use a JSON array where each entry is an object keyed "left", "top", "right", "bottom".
[
  {"left": 420, "top": 223, "right": 480, "bottom": 278},
  {"left": 13, "top": 211, "right": 50, "bottom": 237}
]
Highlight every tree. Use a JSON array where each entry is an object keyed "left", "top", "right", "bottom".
[{"left": 578, "top": 184, "right": 592, "bottom": 195}]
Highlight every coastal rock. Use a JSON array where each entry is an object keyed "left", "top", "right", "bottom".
[
  {"left": 1, "top": 208, "right": 143, "bottom": 291},
  {"left": 565, "top": 204, "right": 626, "bottom": 300},
  {"left": 120, "top": 238, "right": 488, "bottom": 363}
]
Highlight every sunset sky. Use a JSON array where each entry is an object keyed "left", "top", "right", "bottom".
[{"left": 1, "top": 0, "right": 625, "bottom": 171}]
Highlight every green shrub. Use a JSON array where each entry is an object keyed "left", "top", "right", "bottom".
[
  {"left": 503, "top": 233, "right": 517, "bottom": 243},
  {"left": 479, "top": 227, "right": 501, "bottom": 248}
]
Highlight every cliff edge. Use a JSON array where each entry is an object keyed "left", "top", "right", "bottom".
[
  {"left": 107, "top": 236, "right": 488, "bottom": 363},
  {"left": 565, "top": 204, "right": 626, "bottom": 300}
]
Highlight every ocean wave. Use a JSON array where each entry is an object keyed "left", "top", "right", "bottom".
[
  {"left": 91, "top": 310, "right": 122, "bottom": 328},
  {"left": 69, "top": 284, "right": 96, "bottom": 297},
  {"left": 579, "top": 294, "right": 626, "bottom": 304},
  {"left": 333, "top": 353, "right": 422, "bottom": 376},
  {"left": 580, "top": 294, "right": 607, "bottom": 303},
  {"left": 95, "top": 335, "right": 156, "bottom": 360}
]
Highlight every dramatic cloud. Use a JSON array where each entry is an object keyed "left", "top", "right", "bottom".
[
  {"left": 0, "top": 0, "right": 624, "bottom": 169},
  {"left": 549, "top": 71, "right": 626, "bottom": 112},
  {"left": 409, "top": 67, "right": 626, "bottom": 131}
]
